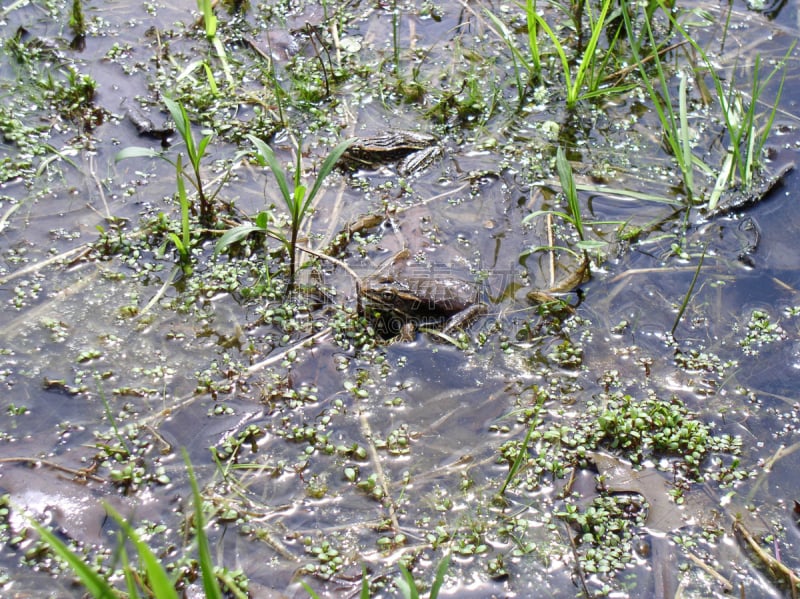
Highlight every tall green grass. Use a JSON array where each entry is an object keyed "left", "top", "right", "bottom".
[
  {"left": 532, "top": 0, "right": 618, "bottom": 108},
  {"left": 621, "top": 5, "right": 697, "bottom": 203},
  {"left": 623, "top": 0, "right": 793, "bottom": 211},
  {"left": 488, "top": 0, "right": 631, "bottom": 107}
]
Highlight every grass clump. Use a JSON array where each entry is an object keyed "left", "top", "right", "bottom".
[
  {"left": 215, "top": 135, "right": 354, "bottom": 288},
  {"left": 486, "top": 0, "right": 633, "bottom": 108},
  {"left": 691, "top": 43, "right": 794, "bottom": 212},
  {"left": 622, "top": 0, "right": 793, "bottom": 210},
  {"left": 117, "top": 97, "right": 232, "bottom": 273},
  {"left": 117, "top": 97, "right": 222, "bottom": 228},
  {"left": 532, "top": 0, "right": 619, "bottom": 108}
]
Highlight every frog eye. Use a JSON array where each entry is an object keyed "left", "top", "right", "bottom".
[{"left": 380, "top": 291, "right": 396, "bottom": 301}]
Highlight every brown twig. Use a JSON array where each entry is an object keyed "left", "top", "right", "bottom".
[
  {"left": 0, "top": 457, "right": 106, "bottom": 484},
  {"left": 359, "top": 412, "right": 402, "bottom": 532},
  {"left": 685, "top": 550, "right": 734, "bottom": 593},
  {"left": 604, "top": 40, "right": 690, "bottom": 88},
  {"left": 734, "top": 517, "right": 800, "bottom": 597},
  {"left": 559, "top": 518, "right": 591, "bottom": 598}
]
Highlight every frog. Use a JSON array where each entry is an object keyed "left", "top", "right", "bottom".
[
  {"left": 359, "top": 250, "right": 486, "bottom": 340},
  {"left": 121, "top": 98, "right": 174, "bottom": 142},
  {"left": 340, "top": 130, "right": 443, "bottom": 175}
]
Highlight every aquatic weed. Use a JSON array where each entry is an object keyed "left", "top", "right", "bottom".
[
  {"left": 499, "top": 389, "right": 737, "bottom": 494},
  {"left": 739, "top": 309, "right": 786, "bottom": 355},
  {"left": 556, "top": 494, "right": 646, "bottom": 574},
  {"left": 592, "top": 392, "right": 717, "bottom": 476}
]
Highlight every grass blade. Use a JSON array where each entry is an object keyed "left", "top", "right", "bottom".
[
  {"left": 574, "top": 183, "right": 684, "bottom": 205},
  {"left": 247, "top": 135, "right": 292, "bottom": 206},
  {"left": 184, "top": 449, "right": 223, "bottom": 599},
  {"left": 678, "top": 71, "right": 693, "bottom": 192},
  {"left": 360, "top": 564, "right": 370, "bottom": 599},
  {"left": 532, "top": 14, "right": 572, "bottom": 96},
  {"left": 115, "top": 146, "right": 162, "bottom": 161},
  {"left": 671, "top": 244, "right": 706, "bottom": 335},
  {"left": 28, "top": 519, "right": 118, "bottom": 598},
  {"left": 525, "top": 0, "right": 540, "bottom": 76},
  {"left": 303, "top": 138, "right": 355, "bottom": 216},
  {"left": 556, "top": 147, "right": 583, "bottom": 240},
  {"left": 756, "top": 46, "right": 792, "bottom": 158},
  {"left": 164, "top": 97, "right": 196, "bottom": 165},
  {"left": 500, "top": 391, "right": 547, "bottom": 495},
  {"left": 522, "top": 209, "right": 575, "bottom": 225},
  {"left": 708, "top": 152, "right": 734, "bottom": 213},
  {"left": 429, "top": 553, "right": 451, "bottom": 598},
  {"left": 106, "top": 507, "right": 180, "bottom": 599},
  {"left": 484, "top": 8, "right": 531, "bottom": 95},
  {"left": 397, "top": 564, "right": 419, "bottom": 599},
  {"left": 119, "top": 541, "right": 142, "bottom": 599},
  {"left": 176, "top": 154, "right": 190, "bottom": 251},
  {"left": 214, "top": 223, "right": 263, "bottom": 254}
]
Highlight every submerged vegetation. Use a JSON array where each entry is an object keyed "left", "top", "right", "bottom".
[{"left": 0, "top": 0, "right": 799, "bottom": 596}]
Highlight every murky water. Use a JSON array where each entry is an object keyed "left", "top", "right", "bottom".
[{"left": 1, "top": 0, "right": 800, "bottom": 597}]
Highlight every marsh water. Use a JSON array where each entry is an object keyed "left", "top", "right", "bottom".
[{"left": 1, "top": 0, "right": 800, "bottom": 597}]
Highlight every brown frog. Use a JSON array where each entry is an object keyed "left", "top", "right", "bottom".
[
  {"left": 360, "top": 250, "right": 486, "bottom": 340},
  {"left": 340, "top": 130, "right": 443, "bottom": 175}
]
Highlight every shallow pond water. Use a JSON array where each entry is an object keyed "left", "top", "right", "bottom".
[{"left": 1, "top": 0, "right": 800, "bottom": 597}]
